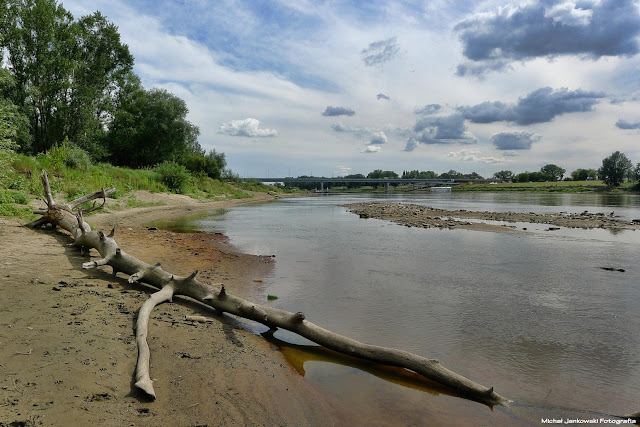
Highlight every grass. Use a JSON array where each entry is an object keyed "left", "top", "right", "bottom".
[
  {"left": 452, "top": 180, "right": 631, "bottom": 192},
  {"left": 0, "top": 148, "right": 285, "bottom": 219}
]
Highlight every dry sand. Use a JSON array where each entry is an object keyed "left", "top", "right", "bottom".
[{"left": 0, "top": 191, "right": 330, "bottom": 426}]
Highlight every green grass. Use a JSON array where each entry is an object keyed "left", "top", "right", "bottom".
[
  {"left": 453, "top": 180, "right": 616, "bottom": 192},
  {"left": 0, "top": 148, "right": 284, "bottom": 219}
]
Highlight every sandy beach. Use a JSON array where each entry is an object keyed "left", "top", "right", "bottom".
[{"left": 0, "top": 191, "right": 330, "bottom": 426}]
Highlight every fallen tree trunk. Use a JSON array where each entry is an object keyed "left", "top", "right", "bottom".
[{"left": 28, "top": 171, "right": 510, "bottom": 405}]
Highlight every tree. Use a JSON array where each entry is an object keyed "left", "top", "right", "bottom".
[
  {"left": 540, "top": 164, "right": 565, "bottom": 181},
  {"left": 61, "top": 11, "right": 133, "bottom": 159},
  {"left": 108, "top": 83, "right": 201, "bottom": 168},
  {"left": 1, "top": 0, "right": 133, "bottom": 155},
  {"left": 439, "top": 169, "right": 463, "bottom": 179},
  {"left": 493, "top": 170, "right": 513, "bottom": 182},
  {"left": 0, "top": 68, "right": 30, "bottom": 150},
  {"left": 599, "top": 151, "right": 632, "bottom": 187},
  {"left": 181, "top": 149, "right": 226, "bottom": 179},
  {"left": 570, "top": 168, "right": 598, "bottom": 181},
  {"left": 402, "top": 170, "right": 437, "bottom": 179},
  {"left": 2, "top": 0, "right": 76, "bottom": 152},
  {"left": 367, "top": 169, "right": 398, "bottom": 179}
]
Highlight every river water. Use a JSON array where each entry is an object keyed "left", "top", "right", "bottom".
[{"left": 160, "top": 193, "right": 640, "bottom": 425}]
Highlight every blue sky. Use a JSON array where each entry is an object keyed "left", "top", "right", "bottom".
[{"left": 63, "top": 0, "right": 640, "bottom": 178}]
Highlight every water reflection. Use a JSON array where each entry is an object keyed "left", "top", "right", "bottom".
[{"left": 260, "top": 330, "right": 469, "bottom": 401}]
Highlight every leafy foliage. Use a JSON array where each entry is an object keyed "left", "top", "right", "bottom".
[
  {"left": 108, "top": 85, "right": 201, "bottom": 168},
  {"left": 540, "top": 164, "right": 566, "bottom": 181},
  {"left": 181, "top": 150, "right": 226, "bottom": 179},
  {"left": 154, "top": 161, "right": 192, "bottom": 194},
  {"left": 1, "top": 0, "right": 133, "bottom": 156},
  {"left": 493, "top": 170, "right": 514, "bottom": 181},
  {"left": 599, "top": 151, "right": 632, "bottom": 187},
  {"left": 570, "top": 168, "right": 598, "bottom": 181}
]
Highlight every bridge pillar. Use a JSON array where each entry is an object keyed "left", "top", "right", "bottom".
[
  {"left": 320, "top": 182, "right": 324, "bottom": 192},
  {"left": 385, "top": 182, "right": 389, "bottom": 193}
]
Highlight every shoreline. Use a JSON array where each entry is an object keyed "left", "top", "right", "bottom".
[{"left": 0, "top": 191, "right": 330, "bottom": 426}]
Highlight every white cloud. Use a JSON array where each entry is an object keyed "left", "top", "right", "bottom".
[
  {"left": 448, "top": 150, "right": 505, "bottom": 164},
  {"left": 363, "top": 145, "right": 381, "bottom": 153},
  {"left": 370, "top": 131, "right": 388, "bottom": 145},
  {"left": 218, "top": 118, "right": 278, "bottom": 137}
]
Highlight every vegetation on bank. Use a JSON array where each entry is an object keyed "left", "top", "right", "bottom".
[
  {"left": 0, "top": 147, "right": 290, "bottom": 219},
  {"left": 451, "top": 180, "right": 634, "bottom": 192}
]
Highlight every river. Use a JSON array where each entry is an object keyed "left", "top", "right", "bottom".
[{"left": 155, "top": 192, "right": 640, "bottom": 425}]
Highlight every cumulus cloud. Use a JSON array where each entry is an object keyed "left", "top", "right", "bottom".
[
  {"left": 403, "top": 139, "right": 419, "bottom": 152},
  {"left": 377, "top": 93, "right": 390, "bottom": 100},
  {"left": 448, "top": 150, "right": 504, "bottom": 164},
  {"left": 404, "top": 114, "right": 478, "bottom": 150},
  {"left": 322, "top": 106, "right": 356, "bottom": 117},
  {"left": 362, "top": 37, "right": 400, "bottom": 66},
  {"left": 218, "top": 118, "right": 278, "bottom": 137},
  {"left": 458, "top": 87, "right": 605, "bottom": 125},
  {"left": 455, "top": 0, "right": 640, "bottom": 76},
  {"left": 370, "top": 131, "right": 388, "bottom": 145},
  {"left": 414, "top": 104, "right": 442, "bottom": 115},
  {"left": 490, "top": 131, "right": 542, "bottom": 150},
  {"left": 331, "top": 122, "right": 355, "bottom": 132},
  {"left": 413, "top": 114, "right": 478, "bottom": 143},
  {"left": 363, "top": 145, "right": 381, "bottom": 153},
  {"left": 615, "top": 119, "right": 640, "bottom": 129}
]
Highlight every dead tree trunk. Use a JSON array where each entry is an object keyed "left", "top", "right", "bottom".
[{"left": 28, "top": 171, "right": 508, "bottom": 405}]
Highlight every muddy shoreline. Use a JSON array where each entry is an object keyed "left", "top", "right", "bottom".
[
  {"left": 345, "top": 202, "right": 640, "bottom": 233},
  {"left": 1, "top": 192, "right": 330, "bottom": 426}
]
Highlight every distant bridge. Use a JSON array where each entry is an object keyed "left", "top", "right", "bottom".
[{"left": 243, "top": 177, "right": 491, "bottom": 192}]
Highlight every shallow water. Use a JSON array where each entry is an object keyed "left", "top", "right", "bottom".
[{"left": 167, "top": 193, "right": 640, "bottom": 424}]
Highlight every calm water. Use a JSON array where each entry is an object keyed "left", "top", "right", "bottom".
[{"left": 166, "top": 193, "right": 640, "bottom": 424}]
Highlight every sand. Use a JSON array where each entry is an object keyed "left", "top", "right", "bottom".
[{"left": 0, "top": 191, "right": 330, "bottom": 426}]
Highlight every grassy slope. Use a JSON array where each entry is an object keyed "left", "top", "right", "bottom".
[{"left": 0, "top": 149, "right": 290, "bottom": 219}]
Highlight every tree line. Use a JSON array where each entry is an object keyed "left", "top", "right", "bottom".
[
  {"left": 0, "top": 0, "right": 225, "bottom": 178},
  {"left": 493, "top": 151, "right": 639, "bottom": 187},
  {"left": 291, "top": 151, "right": 639, "bottom": 191}
]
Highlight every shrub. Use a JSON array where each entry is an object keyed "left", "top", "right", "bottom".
[
  {"left": 155, "top": 161, "right": 192, "bottom": 193},
  {"left": 64, "top": 144, "right": 92, "bottom": 171},
  {"left": 44, "top": 139, "right": 92, "bottom": 171}
]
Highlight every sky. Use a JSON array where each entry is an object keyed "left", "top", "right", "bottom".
[{"left": 62, "top": 0, "right": 640, "bottom": 178}]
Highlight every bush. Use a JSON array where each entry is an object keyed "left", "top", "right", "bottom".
[
  {"left": 64, "top": 145, "right": 92, "bottom": 171},
  {"left": 44, "top": 139, "right": 92, "bottom": 171},
  {"left": 155, "top": 161, "right": 192, "bottom": 193}
]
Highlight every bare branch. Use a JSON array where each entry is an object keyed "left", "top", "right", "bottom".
[
  {"left": 135, "top": 285, "right": 174, "bottom": 399},
  {"left": 65, "top": 187, "right": 116, "bottom": 211}
]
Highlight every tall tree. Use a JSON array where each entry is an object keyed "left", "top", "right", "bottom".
[
  {"left": 2, "top": 0, "right": 75, "bottom": 152},
  {"left": 1, "top": 0, "right": 133, "bottom": 155},
  {"left": 62, "top": 11, "right": 133, "bottom": 158},
  {"left": 540, "top": 164, "right": 566, "bottom": 181},
  {"left": 493, "top": 170, "right": 513, "bottom": 181},
  {"left": 108, "top": 82, "right": 201, "bottom": 168},
  {"left": 599, "top": 151, "right": 632, "bottom": 187},
  {"left": 0, "top": 68, "right": 30, "bottom": 149}
]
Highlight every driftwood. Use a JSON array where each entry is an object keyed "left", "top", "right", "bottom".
[{"left": 27, "top": 170, "right": 511, "bottom": 405}]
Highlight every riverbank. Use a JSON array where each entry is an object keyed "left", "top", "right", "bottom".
[
  {"left": 345, "top": 202, "right": 640, "bottom": 232},
  {"left": 0, "top": 191, "right": 329, "bottom": 426}
]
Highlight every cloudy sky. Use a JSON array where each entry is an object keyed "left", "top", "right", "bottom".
[{"left": 64, "top": 0, "right": 640, "bottom": 178}]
